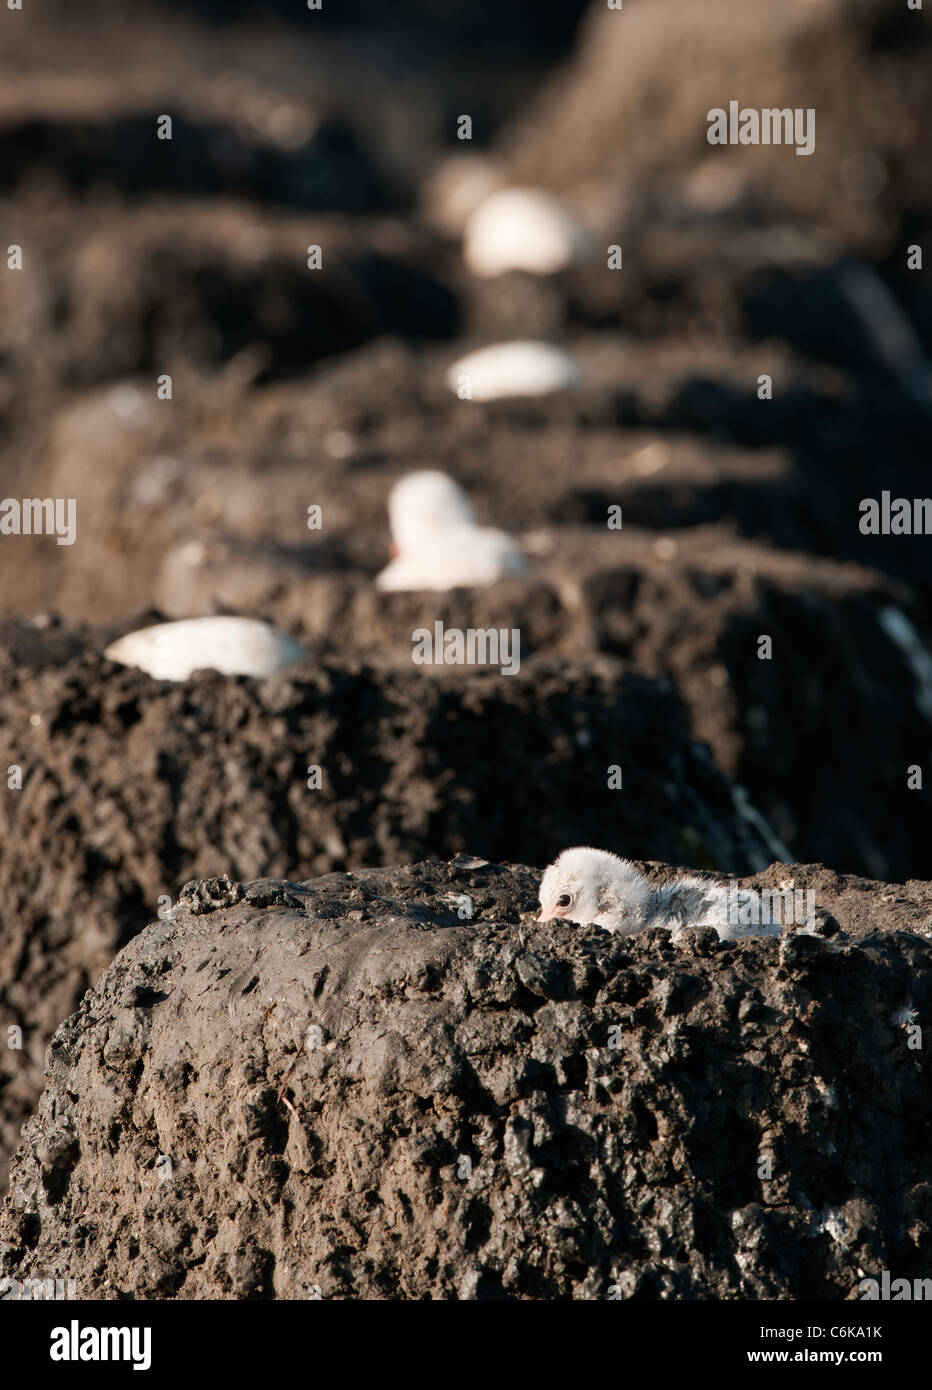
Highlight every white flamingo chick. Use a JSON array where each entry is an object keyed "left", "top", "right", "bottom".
[
  {"left": 463, "top": 187, "right": 594, "bottom": 277},
  {"left": 537, "top": 847, "right": 780, "bottom": 943},
  {"left": 104, "top": 616, "right": 307, "bottom": 682},
  {"left": 375, "top": 470, "right": 525, "bottom": 593},
  {"left": 447, "top": 341, "right": 581, "bottom": 401}
]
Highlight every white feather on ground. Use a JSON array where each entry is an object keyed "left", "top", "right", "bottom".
[
  {"left": 104, "top": 616, "right": 307, "bottom": 682},
  {"left": 446, "top": 341, "right": 581, "bottom": 401},
  {"left": 375, "top": 469, "right": 525, "bottom": 592},
  {"left": 537, "top": 846, "right": 781, "bottom": 942}
]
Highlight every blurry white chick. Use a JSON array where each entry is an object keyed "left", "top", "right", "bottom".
[
  {"left": 447, "top": 341, "right": 581, "bottom": 401},
  {"left": 104, "top": 616, "right": 306, "bottom": 682},
  {"left": 464, "top": 187, "right": 594, "bottom": 277},
  {"left": 375, "top": 469, "right": 525, "bottom": 593}
]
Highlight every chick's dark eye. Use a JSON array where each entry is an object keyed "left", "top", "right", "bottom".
[{"left": 556, "top": 894, "right": 572, "bottom": 908}]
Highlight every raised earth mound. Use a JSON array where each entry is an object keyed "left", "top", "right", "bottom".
[
  {"left": 0, "top": 616, "right": 779, "bottom": 1190},
  {"left": 1, "top": 858, "right": 930, "bottom": 1299},
  {"left": 501, "top": 0, "right": 932, "bottom": 259}
]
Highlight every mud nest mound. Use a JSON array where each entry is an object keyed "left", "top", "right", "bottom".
[
  {"left": 2, "top": 858, "right": 931, "bottom": 1299},
  {"left": 0, "top": 617, "right": 778, "bottom": 1189}
]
